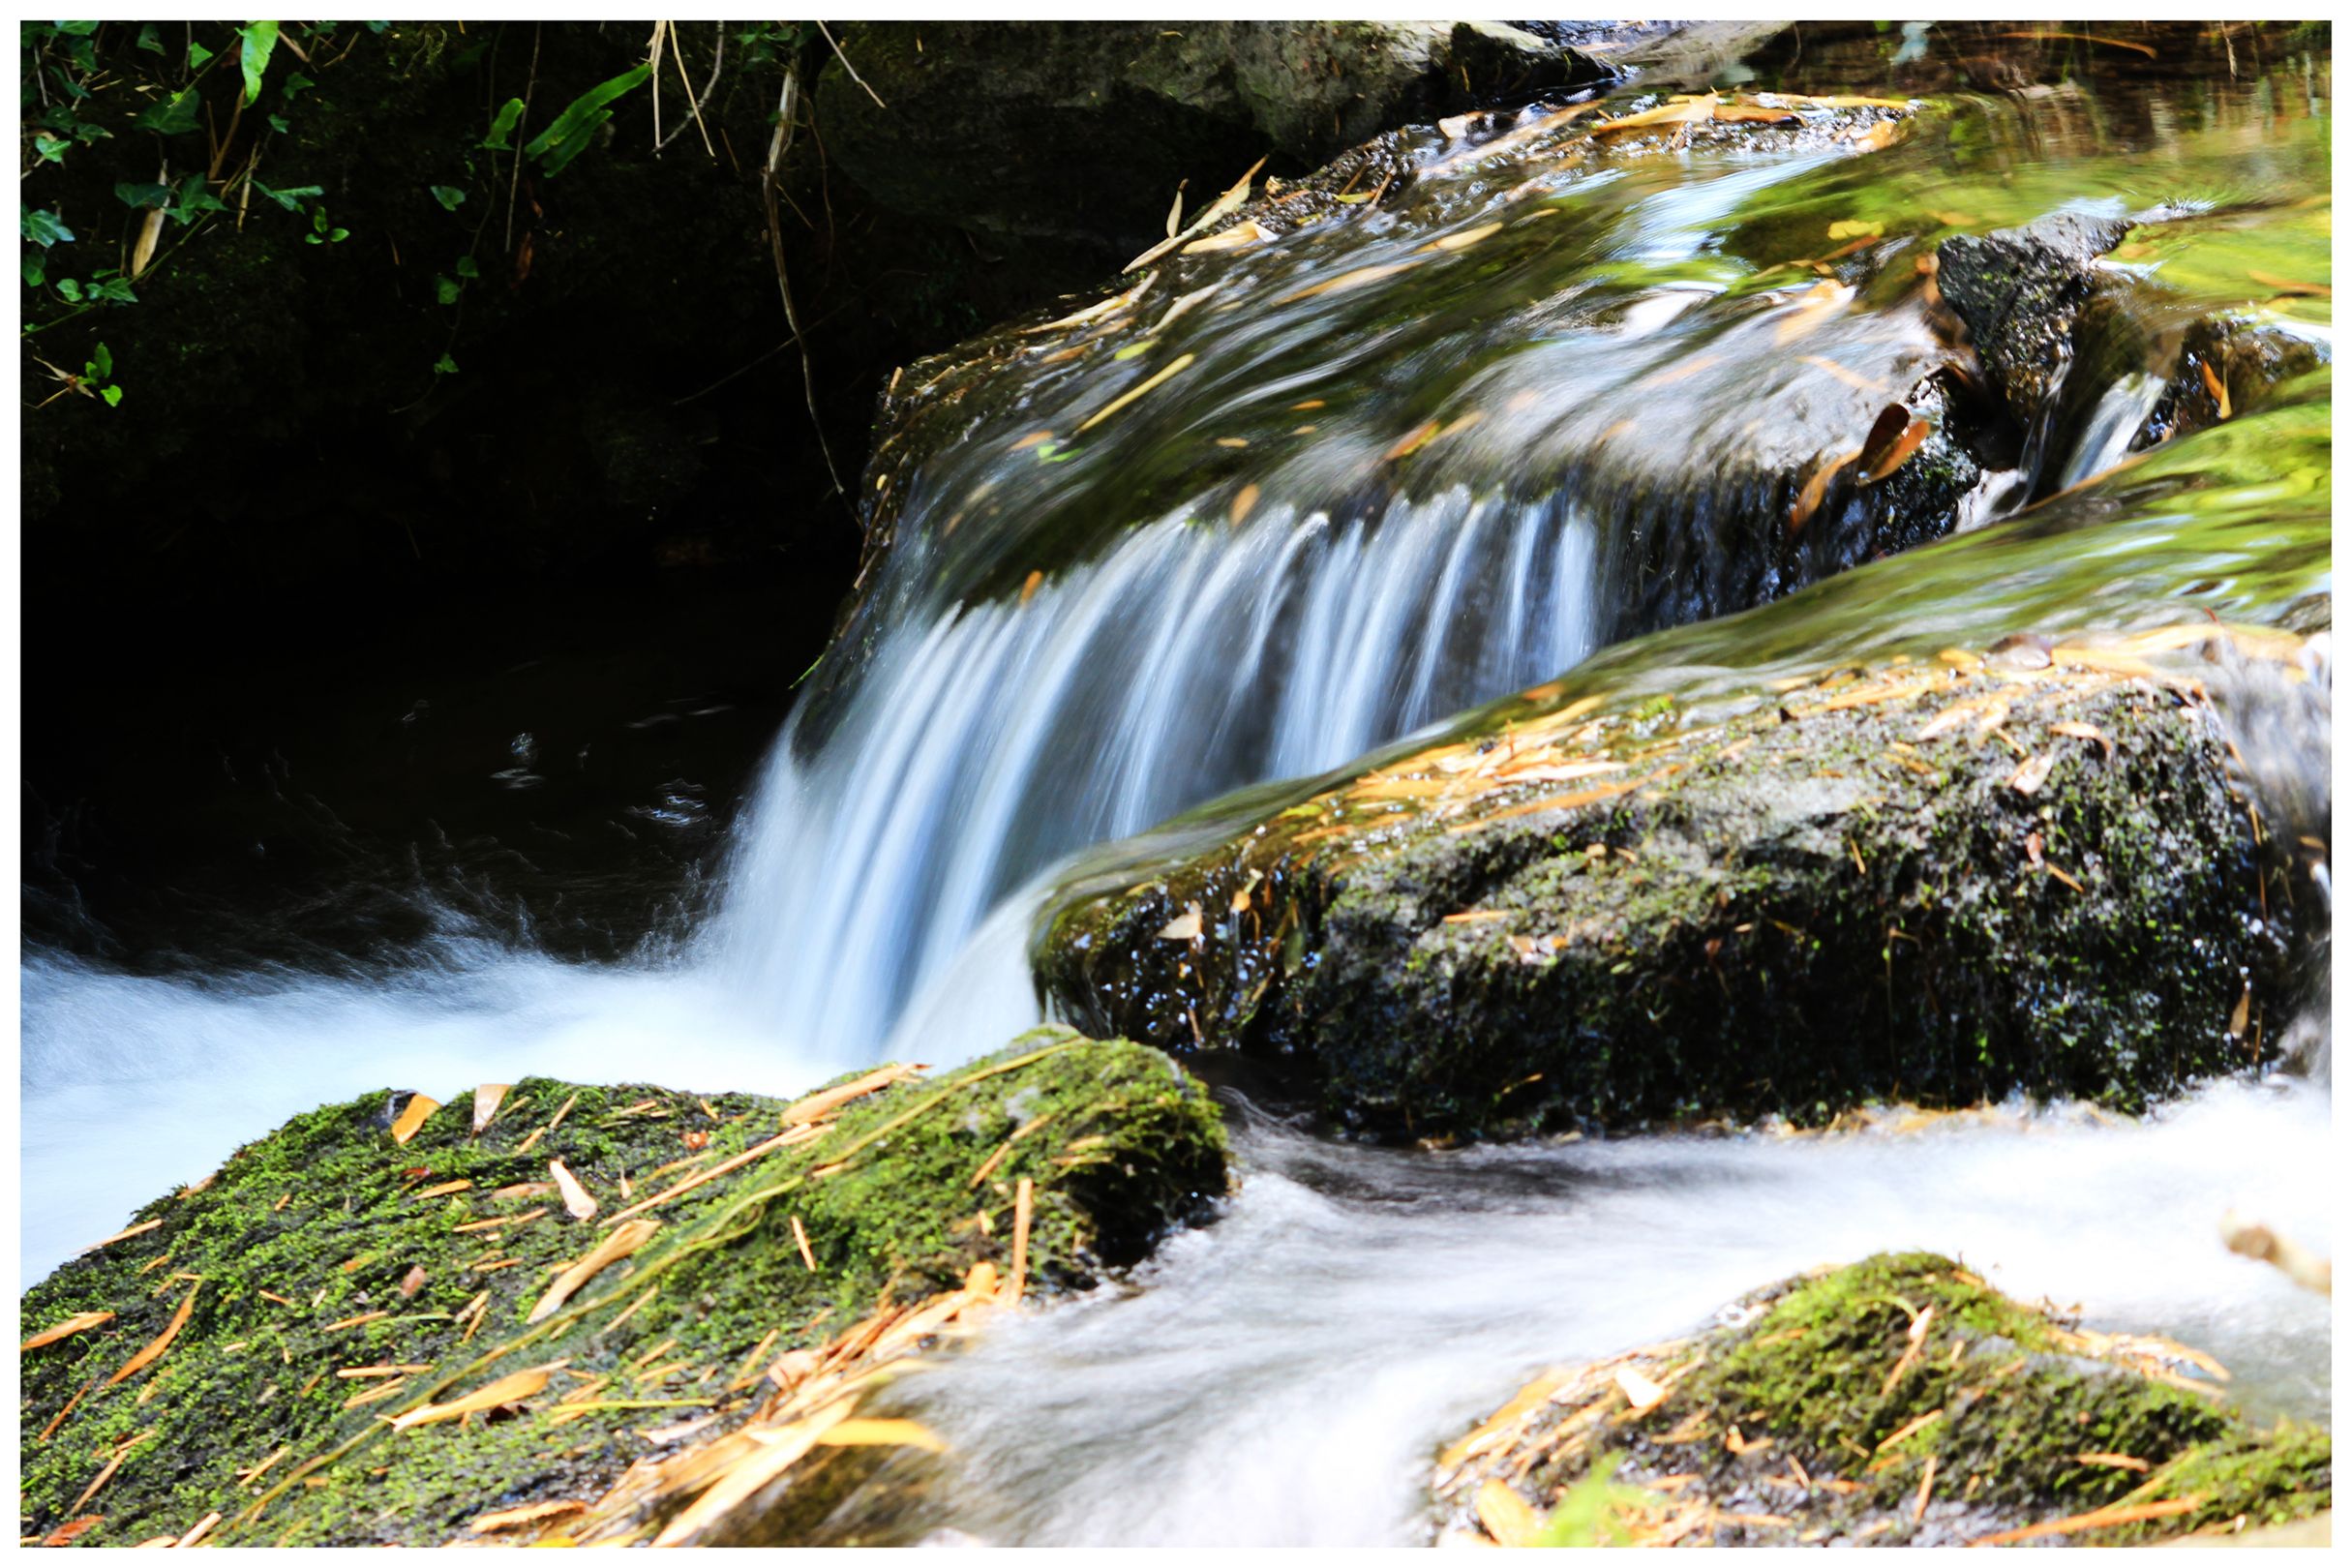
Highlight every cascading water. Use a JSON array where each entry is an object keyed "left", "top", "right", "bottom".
[{"left": 17, "top": 26, "right": 2332, "bottom": 1551}]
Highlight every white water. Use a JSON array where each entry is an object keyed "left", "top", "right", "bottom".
[
  {"left": 860, "top": 1081, "right": 2335, "bottom": 1547},
  {"left": 714, "top": 489, "right": 1599, "bottom": 1056}
]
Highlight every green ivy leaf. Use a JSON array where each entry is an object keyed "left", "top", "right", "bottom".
[
  {"left": 22, "top": 255, "right": 46, "bottom": 287},
  {"left": 101, "top": 384, "right": 124, "bottom": 407},
  {"left": 54, "top": 278, "right": 82, "bottom": 302},
  {"left": 252, "top": 181, "right": 320, "bottom": 213},
  {"left": 454, "top": 254, "right": 479, "bottom": 279},
  {"left": 433, "top": 352, "right": 459, "bottom": 375},
  {"left": 482, "top": 97, "right": 526, "bottom": 150},
  {"left": 20, "top": 205, "right": 75, "bottom": 247},
  {"left": 267, "top": 112, "right": 289, "bottom": 134},
  {"left": 188, "top": 39, "right": 214, "bottom": 69},
  {"left": 55, "top": 19, "right": 100, "bottom": 36},
  {"left": 132, "top": 86, "right": 202, "bottom": 136},
  {"left": 91, "top": 343, "right": 112, "bottom": 377},
  {"left": 435, "top": 274, "right": 461, "bottom": 304},
  {"left": 136, "top": 22, "right": 163, "bottom": 51},
  {"left": 90, "top": 277, "right": 137, "bottom": 303},
  {"left": 238, "top": 20, "right": 280, "bottom": 107},
  {"left": 34, "top": 133, "right": 69, "bottom": 164},
  {"left": 283, "top": 71, "right": 315, "bottom": 99},
  {"left": 429, "top": 185, "right": 467, "bottom": 211},
  {"left": 524, "top": 63, "right": 649, "bottom": 168},
  {"left": 114, "top": 181, "right": 174, "bottom": 209},
  {"left": 327, "top": 226, "right": 348, "bottom": 242}
]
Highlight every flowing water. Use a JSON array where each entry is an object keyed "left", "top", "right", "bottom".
[{"left": 19, "top": 25, "right": 2333, "bottom": 1547}]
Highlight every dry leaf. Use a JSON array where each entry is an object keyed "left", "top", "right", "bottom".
[
  {"left": 528, "top": 1221, "right": 660, "bottom": 1323},
  {"left": 42, "top": 1517, "right": 106, "bottom": 1548},
  {"left": 1229, "top": 482, "right": 1260, "bottom": 527},
  {"left": 85, "top": 1219, "right": 164, "bottom": 1254},
  {"left": 2048, "top": 720, "right": 2115, "bottom": 761},
  {"left": 22, "top": 1311, "right": 115, "bottom": 1352},
  {"left": 472, "top": 1084, "right": 512, "bottom": 1135},
  {"left": 2228, "top": 983, "right": 2251, "bottom": 1040},
  {"left": 471, "top": 1498, "right": 588, "bottom": 1533},
  {"left": 1775, "top": 280, "right": 1853, "bottom": 345},
  {"left": 1789, "top": 451, "right": 1856, "bottom": 533},
  {"left": 650, "top": 1397, "right": 859, "bottom": 1546},
  {"left": 550, "top": 1160, "right": 599, "bottom": 1221},
  {"left": 1425, "top": 221, "right": 1504, "bottom": 254},
  {"left": 107, "top": 1284, "right": 198, "bottom": 1386},
  {"left": 2246, "top": 268, "right": 2330, "bottom": 298},
  {"left": 388, "top": 1363, "right": 561, "bottom": 1431},
  {"left": 1615, "top": 1366, "right": 1669, "bottom": 1413},
  {"left": 1845, "top": 119, "right": 1905, "bottom": 152},
  {"left": 1074, "top": 352, "right": 1194, "bottom": 433},
  {"left": 1713, "top": 101, "right": 1797, "bottom": 123},
  {"left": 814, "top": 1418, "right": 949, "bottom": 1453},
  {"left": 389, "top": 1094, "right": 441, "bottom": 1146},
  {"left": 2007, "top": 753, "right": 2056, "bottom": 796},
  {"left": 1593, "top": 93, "right": 1719, "bottom": 136},
  {"left": 1018, "top": 569, "right": 1043, "bottom": 607},
  {"left": 1180, "top": 218, "right": 1273, "bottom": 255},
  {"left": 411, "top": 1180, "right": 472, "bottom": 1201},
  {"left": 1860, "top": 417, "right": 1930, "bottom": 484},
  {"left": 1475, "top": 1479, "right": 1543, "bottom": 1546},
  {"left": 2199, "top": 359, "right": 2232, "bottom": 420},
  {"left": 1158, "top": 903, "right": 1203, "bottom": 942},
  {"left": 1278, "top": 261, "right": 1416, "bottom": 305},
  {"left": 129, "top": 206, "right": 166, "bottom": 281}
]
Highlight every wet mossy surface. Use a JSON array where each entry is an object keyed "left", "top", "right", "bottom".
[
  {"left": 17, "top": 1028, "right": 1228, "bottom": 1547},
  {"left": 1433, "top": 1251, "right": 2332, "bottom": 1547},
  {"left": 1039, "top": 642, "right": 2291, "bottom": 1139}
]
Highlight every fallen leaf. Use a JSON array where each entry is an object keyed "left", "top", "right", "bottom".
[
  {"left": 44, "top": 1516, "right": 106, "bottom": 1547},
  {"left": 1424, "top": 221, "right": 1504, "bottom": 254},
  {"left": 83, "top": 1219, "right": 164, "bottom": 1254},
  {"left": 472, "top": 1083, "right": 512, "bottom": 1134},
  {"left": 1615, "top": 1366, "right": 1670, "bottom": 1413},
  {"left": 1712, "top": 101, "right": 1797, "bottom": 123},
  {"left": 2048, "top": 720, "right": 2115, "bottom": 761},
  {"left": 2008, "top": 752, "right": 2056, "bottom": 796},
  {"left": 389, "top": 1094, "right": 441, "bottom": 1146},
  {"left": 1277, "top": 261, "right": 1416, "bottom": 304},
  {"left": 2246, "top": 268, "right": 2331, "bottom": 298},
  {"left": 781, "top": 1063, "right": 921, "bottom": 1127},
  {"left": 1998, "top": 28, "right": 2156, "bottom": 56},
  {"left": 815, "top": 1418, "right": 949, "bottom": 1453},
  {"left": 22, "top": 1311, "right": 115, "bottom": 1352},
  {"left": 2073, "top": 1452, "right": 2153, "bottom": 1472},
  {"left": 550, "top": 1160, "right": 598, "bottom": 1221},
  {"left": 1476, "top": 1478, "right": 1544, "bottom": 1546},
  {"left": 1844, "top": 119, "right": 1905, "bottom": 152},
  {"left": 2228, "top": 983, "right": 2251, "bottom": 1040},
  {"left": 1790, "top": 451, "right": 1858, "bottom": 533},
  {"left": 527, "top": 1221, "right": 660, "bottom": 1323},
  {"left": 1826, "top": 219, "right": 1885, "bottom": 241},
  {"left": 1229, "top": 482, "right": 1260, "bottom": 527},
  {"left": 1593, "top": 93, "right": 1720, "bottom": 136},
  {"left": 1019, "top": 569, "right": 1044, "bottom": 607},
  {"left": 1775, "top": 280, "right": 1853, "bottom": 345},
  {"left": 1860, "top": 417, "right": 1931, "bottom": 484},
  {"left": 106, "top": 1285, "right": 198, "bottom": 1386},
  {"left": 1073, "top": 352, "right": 1195, "bottom": 433},
  {"left": 1158, "top": 903, "right": 1203, "bottom": 942},
  {"left": 1967, "top": 1495, "right": 2200, "bottom": 1547},
  {"left": 1180, "top": 218, "right": 1273, "bottom": 255},
  {"left": 2199, "top": 359, "right": 2231, "bottom": 420},
  {"left": 411, "top": 1179, "right": 473, "bottom": 1201},
  {"left": 471, "top": 1499, "right": 588, "bottom": 1534},
  {"left": 388, "top": 1363, "right": 561, "bottom": 1431}
]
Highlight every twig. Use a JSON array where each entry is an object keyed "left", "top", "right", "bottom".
[
  {"left": 816, "top": 21, "right": 885, "bottom": 107},
  {"left": 504, "top": 24, "right": 542, "bottom": 256},
  {"left": 655, "top": 18, "right": 722, "bottom": 157},
  {"left": 764, "top": 64, "right": 846, "bottom": 501}
]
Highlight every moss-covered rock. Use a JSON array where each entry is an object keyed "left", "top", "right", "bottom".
[
  {"left": 1938, "top": 211, "right": 2132, "bottom": 430},
  {"left": 1432, "top": 1251, "right": 2331, "bottom": 1547},
  {"left": 1038, "top": 628, "right": 2299, "bottom": 1138},
  {"left": 17, "top": 1028, "right": 1228, "bottom": 1548}
]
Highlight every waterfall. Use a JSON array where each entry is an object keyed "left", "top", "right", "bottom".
[{"left": 714, "top": 489, "right": 1600, "bottom": 1057}]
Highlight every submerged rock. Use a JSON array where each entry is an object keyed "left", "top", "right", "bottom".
[
  {"left": 1038, "top": 627, "right": 2305, "bottom": 1138},
  {"left": 1431, "top": 1251, "right": 2332, "bottom": 1547},
  {"left": 16, "top": 1029, "right": 1227, "bottom": 1548}
]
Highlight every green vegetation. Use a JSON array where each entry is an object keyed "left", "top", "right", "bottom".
[{"left": 18, "top": 1028, "right": 1228, "bottom": 1547}]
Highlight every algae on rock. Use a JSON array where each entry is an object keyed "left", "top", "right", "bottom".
[
  {"left": 1432, "top": 1251, "right": 2332, "bottom": 1547},
  {"left": 1039, "top": 625, "right": 2306, "bottom": 1139},
  {"left": 17, "top": 1028, "right": 1228, "bottom": 1548}
]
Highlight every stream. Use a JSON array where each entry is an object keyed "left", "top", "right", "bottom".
[{"left": 19, "top": 25, "right": 2332, "bottom": 1548}]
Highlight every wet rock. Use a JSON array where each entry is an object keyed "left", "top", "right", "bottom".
[
  {"left": 16, "top": 1029, "right": 1228, "bottom": 1548},
  {"left": 2142, "top": 312, "right": 2329, "bottom": 447},
  {"left": 813, "top": 21, "right": 1608, "bottom": 247},
  {"left": 1432, "top": 1251, "right": 2332, "bottom": 1547},
  {"left": 1038, "top": 634, "right": 2298, "bottom": 1138},
  {"left": 1938, "top": 212, "right": 2131, "bottom": 430}
]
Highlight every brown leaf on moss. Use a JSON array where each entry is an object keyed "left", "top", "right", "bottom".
[
  {"left": 389, "top": 1094, "right": 440, "bottom": 1146},
  {"left": 21, "top": 1311, "right": 114, "bottom": 1353},
  {"left": 528, "top": 1221, "right": 660, "bottom": 1324},
  {"left": 106, "top": 1285, "right": 198, "bottom": 1387},
  {"left": 550, "top": 1160, "right": 598, "bottom": 1221},
  {"left": 471, "top": 1083, "right": 511, "bottom": 1135},
  {"left": 388, "top": 1363, "right": 563, "bottom": 1432}
]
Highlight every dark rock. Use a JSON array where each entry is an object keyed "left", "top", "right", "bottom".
[
  {"left": 1038, "top": 641, "right": 2293, "bottom": 1138},
  {"left": 1937, "top": 212, "right": 2131, "bottom": 430},
  {"left": 812, "top": 21, "right": 1609, "bottom": 248}
]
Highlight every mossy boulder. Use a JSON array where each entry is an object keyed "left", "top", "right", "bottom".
[
  {"left": 1038, "top": 630, "right": 2296, "bottom": 1138},
  {"left": 1432, "top": 1251, "right": 2331, "bottom": 1547},
  {"left": 1937, "top": 211, "right": 2132, "bottom": 430},
  {"left": 17, "top": 1028, "right": 1228, "bottom": 1548}
]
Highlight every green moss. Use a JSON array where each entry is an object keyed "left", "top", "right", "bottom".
[
  {"left": 18, "top": 1029, "right": 1227, "bottom": 1548},
  {"left": 1439, "top": 1252, "right": 2330, "bottom": 1548}
]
